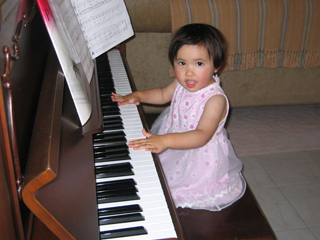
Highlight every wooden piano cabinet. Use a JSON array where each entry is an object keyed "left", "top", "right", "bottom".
[
  {"left": 0, "top": 128, "right": 20, "bottom": 240},
  {"left": 0, "top": 62, "right": 25, "bottom": 240},
  {"left": 22, "top": 48, "right": 101, "bottom": 240}
]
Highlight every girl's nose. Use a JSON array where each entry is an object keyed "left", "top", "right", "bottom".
[{"left": 185, "top": 66, "right": 194, "bottom": 76}]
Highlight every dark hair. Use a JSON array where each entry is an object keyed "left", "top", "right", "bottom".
[{"left": 168, "top": 23, "right": 226, "bottom": 70}]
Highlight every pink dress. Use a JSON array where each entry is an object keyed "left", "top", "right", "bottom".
[{"left": 151, "top": 75, "right": 246, "bottom": 211}]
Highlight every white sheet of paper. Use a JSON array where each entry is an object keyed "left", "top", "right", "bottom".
[
  {"left": 70, "top": 0, "right": 134, "bottom": 59},
  {"left": 47, "top": 0, "right": 94, "bottom": 83},
  {"left": 39, "top": 0, "right": 133, "bottom": 126},
  {"left": 37, "top": 3, "right": 92, "bottom": 125}
]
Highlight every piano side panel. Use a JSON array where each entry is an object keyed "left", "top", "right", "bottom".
[
  {"left": 1, "top": 2, "right": 51, "bottom": 239},
  {"left": 0, "top": 125, "right": 18, "bottom": 240},
  {"left": 22, "top": 46, "right": 99, "bottom": 239},
  {"left": 34, "top": 79, "right": 100, "bottom": 240}
]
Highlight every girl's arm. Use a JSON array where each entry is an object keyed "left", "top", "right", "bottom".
[
  {"left": 128, "top": 94, "right": 228, "bottom": 153},
  {"left": 111, "top": 79, "right": 177, "bottom": 106}
]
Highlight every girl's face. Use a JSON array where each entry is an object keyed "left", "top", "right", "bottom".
[{"left": 174, "top": 44, "right": 218, "bottom": 92}]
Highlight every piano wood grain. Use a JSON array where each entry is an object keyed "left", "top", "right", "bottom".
[
  {"left": 22, "top": 48, "right": 101, "bottom": 240},
  {"left": 21, "top": 49, "right": 73, "bottom": 239}
]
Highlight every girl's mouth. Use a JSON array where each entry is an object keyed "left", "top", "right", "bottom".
[{"left": 186, "top": 80, "right": 196, "bottom": 88}]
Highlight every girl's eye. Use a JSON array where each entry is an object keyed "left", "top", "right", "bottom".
[
  {"left": 196, "top": 62, "right": 204, "bottom": 66},
  {"left": 178, "top": 61, "right": 185, "bottom": 66}
]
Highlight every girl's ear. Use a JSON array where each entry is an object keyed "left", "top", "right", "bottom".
[
  {"left": 214, "top": 68, "right": 219, "bottom": 73},
  {"left": 169, "top": 65, "right": 176, "bottom": 78}
]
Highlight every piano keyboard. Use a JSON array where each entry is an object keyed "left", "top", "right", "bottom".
[{"left": 93, "top": 49, "right": 177, "bottom": 240}]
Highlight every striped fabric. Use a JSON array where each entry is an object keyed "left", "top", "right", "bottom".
[{"left": 169, "top": 0, "right": 320, "bottom": 71}]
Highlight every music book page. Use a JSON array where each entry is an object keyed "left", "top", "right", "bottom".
[
  {"left": 37, "top": 0, "right": 134, "bottom": 126},
  {"left": 70, "top": 0, "right": 134, "bottom": 59},
  {"left": 37, "top": 0, "right": 92, "bottom": 126}
]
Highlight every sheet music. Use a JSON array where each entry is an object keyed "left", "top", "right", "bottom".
[
  {"left": 70, "top": 0, "right": 133, "bottom": 59},
  {"left": 37, "top": 0, "right": 92, "bottom": 125},
  {"left": 47, "top": 0, "right": 94, "bottom": 83},
  {"left": 38, "top": 0, "right": 134, "bottom": 126},
  {"left": 49, "top": 0, "right": 133, "bottom": 61}
]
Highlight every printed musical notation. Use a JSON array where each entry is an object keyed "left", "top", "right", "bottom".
[
  {"left": 70, "top": 0, "right": 133, "bottom": 58},
  {"left": 38, "top": 0, "right": 133, "bottom": 126}
]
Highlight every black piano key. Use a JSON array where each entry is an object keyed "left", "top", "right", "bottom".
[
  {"left": 102, "top": 124, "right": 124, "bottom": 131},
  {"left": 95, "top": 162, "right": 133, "bottom": 178},
  {"left": 97, "top": 192, "right": 140, "bottom": 204},
  {"left": 96, "top": 179, "right": 136, "bottom": 191},
  {"left": 102, "top": 108, "right": 120, "bottom": 115},
  {"left": 95, "top": 162, "right": 132, "bottom": 171},
  {"left": 95, "top": 53, "right": 149, "bottom": 236},
  {"left": 100, "top": 95, "right": 114, "bottom": 100},
  {"left": 94, "top": 144, "right": 129, "bottom": 155},
  {"left": 94, "top": 154, "right": 131, "bottom": 163},
  {"left": 102, "top": 115, "right": 121, "bottom": 121},
  {"left": 99, "top": 213, "right": 144, "bottom": 225},
  {"left": 97, "top": 187, "right": 137, "bottom": 199},
  {"left": 102, "top": 118, "right": 123, "bottom": 125},
  {"left": 100, "top": 102, "right": 118, "bottom": 108},
  {"left": 95, "top": 167, "right": 132, "bottom": 176},
  {"left": 94, "top": 131, "right": 125, "bottom": 140},
  {"left": 100, "top": 226, "right": 147, "bottom": 239},
  {"left": 102, "top": 113, "right": 123, "bottom": 119},
  {"left": 100, "top": 93, "right": 112, "bottom": 98},
  {"left": 101, "top": 126, "right": 125, "bottom": 133},
  {"left": 94, "top": 140, "right": 127, "bottom": 148},
  {"left": 94, "top": 130, "right": 126, "bottom": 139},
  {"left": 100, "top": 88, "right": 116, "bottom": 94},
  {"left": 94, "top": 136, "right": 126, "bottom": 145},
  {"left": 98, "top": 204, "right": 142, "bottom": 217},
  {"left": 94, "top": 152, "right": 130, "bottom": 162},
  {"left": 96, "top": 169, "right": 133, "bottom": 179},
  {"left": 102, "top": 104, "right": 119, "bottom": 110},
  {"left": 96, "top": 185, "right": 137, "bottom": 197}
]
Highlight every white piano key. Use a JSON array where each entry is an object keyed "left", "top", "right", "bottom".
[
  {"left": 96, "top": 167, "right": 160, "bottom": 183},
  {"left": 99, "top": 215, "right": 174, "bottom": 232},
  {"left": 96, "top": 49, "right": 177, "bottom": 239},
  {"left": 98, "top": 193, "right": 168, "bottom": 210}
]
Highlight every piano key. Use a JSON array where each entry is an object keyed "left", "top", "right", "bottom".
[
  {"left": 94, "top": 129, "right": 125, "bottom": 138},
  {"left": 98, "top": 204, "right": 142, "bottom": 217},
  {"left": 94, "top": 136, "right": 126, "bottom": 145},
  {"left": 93, "top": 140, "right": 127, "bottom": 147},
  {"left": 97, "top": 192, "right": 140, "bottom": 204},
  {"left": 95, "top": 155, "right": 131, "bottom": 163},
  {"left": 99, "top": 213, "right": 145, "bottom": 225},
  {"left": 94, "top": 50, "right": 177, "bottom": 239},
  {"left": 98, "top": 195, "right": 169, "bottom": 212},
  {"left": 99, "top": 216, "right": 174, "bottom": 233},
  {"left": 97, "top": 187, "right": 138, "bottom": 199},
  {"left": 96, "top": 170, "right": 134, "bottom": 179},
  {"left": 96, "top": 179, "right": 137, "bottom": 192},
  {"left": 94, "top": 145, "right": 129, "bottom": 157},
  {"left": 98, "top": 197, "right": 175, "bottom": 239},
  {"left": 100, "top": 226, "right": 147, "bottom": 239},
  {"left": 95, "top": 162, "right": 132, "bottom": 172},
  {"left": 97, "top": 186, "right": 138, "bottom": 199}
]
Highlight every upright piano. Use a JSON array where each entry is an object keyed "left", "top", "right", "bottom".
[
  {"left": 0, "top": 1, "right": 184, "bottom": 239},
  {"left": 1, "top": 1, "right": 277, "bottom": 240}
]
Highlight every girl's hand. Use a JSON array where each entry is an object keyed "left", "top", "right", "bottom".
[
  {"left": 128, "top": 129, "right": 168, "bottom": 153},
  {"left": 111, "top": 92, "right": 140, "bottom": 106}
]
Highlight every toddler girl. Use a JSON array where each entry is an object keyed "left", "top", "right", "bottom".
[{"left": 111, "top": 23, "right": 246, "bottom": 211}]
